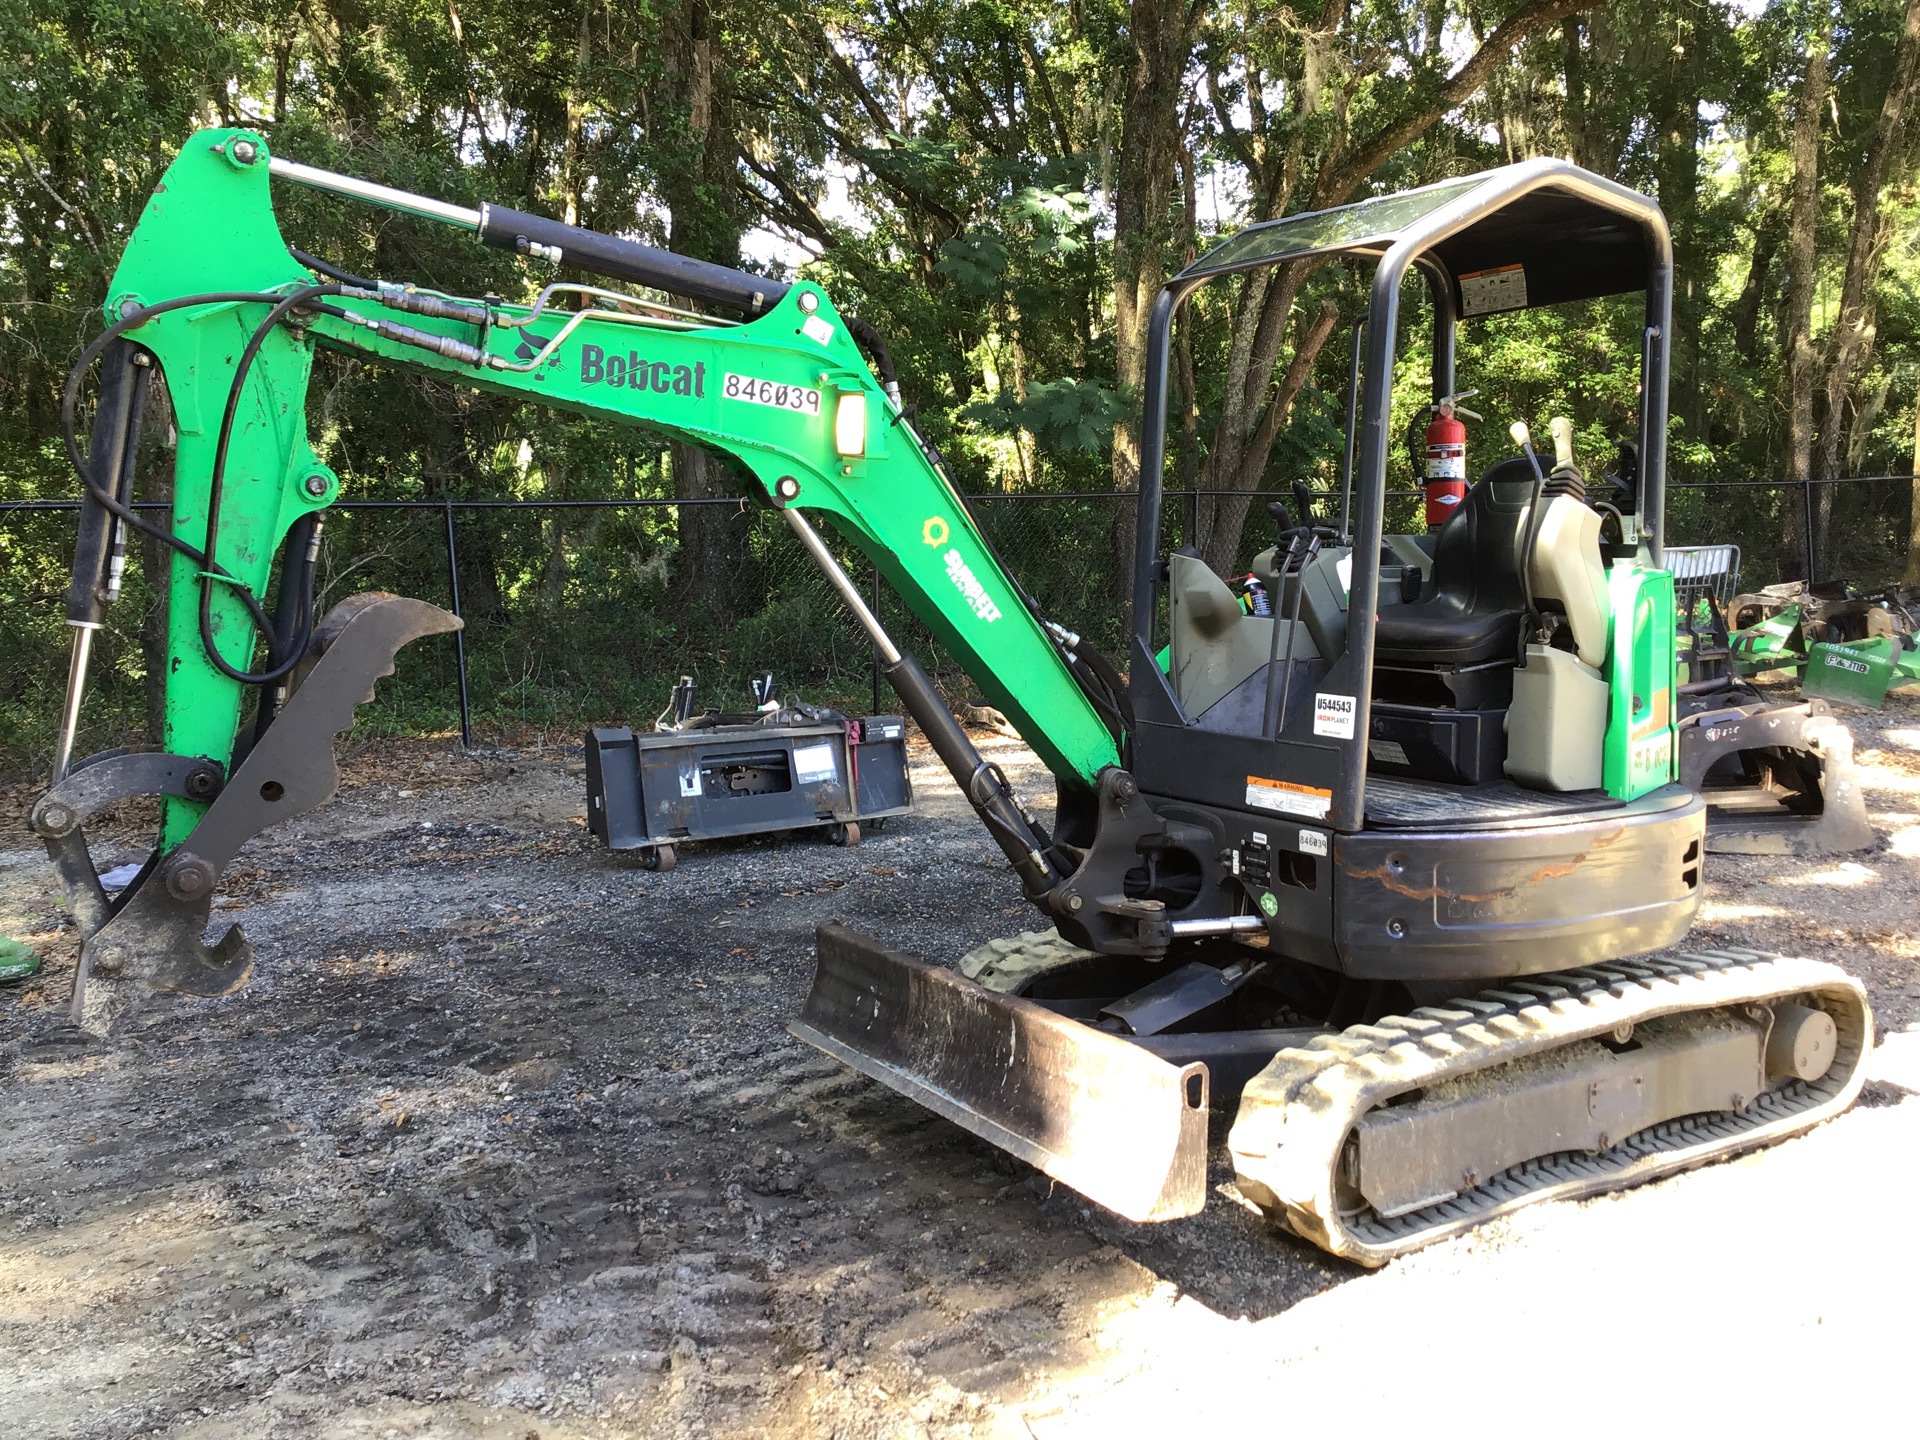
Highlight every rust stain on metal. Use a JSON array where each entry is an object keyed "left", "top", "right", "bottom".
[{"left": 1340, "top": 826, "right": 1627, "bottom": 904}]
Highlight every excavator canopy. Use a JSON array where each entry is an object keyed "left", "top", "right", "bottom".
[{"left": 1178, "top": 159, "right": 1661, "bottom": 313}]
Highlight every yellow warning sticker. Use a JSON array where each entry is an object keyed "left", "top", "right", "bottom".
[{"left": 1245, "top": 775, "right": 1333, "bottom": 820}]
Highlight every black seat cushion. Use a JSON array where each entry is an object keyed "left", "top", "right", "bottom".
[
  {"left": 1374, "top": 457, "right": 1534, "bottom": 666},
  {"left": 1375, "top": 601, "right": 1522, "bottom": 665}
]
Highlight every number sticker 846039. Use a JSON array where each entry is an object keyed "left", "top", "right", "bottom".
[{"left": 723, "top": 372, "right": 821, "bottom": 416}]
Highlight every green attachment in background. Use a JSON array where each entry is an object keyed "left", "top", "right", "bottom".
[
  {"left": 1732, "top": 605, "right": 1803, "bottom": 675},
  {"left": 1803, "top": 637, "right": 1897, "bottom": 708},
  {"left": 0, "top": 938, "right": 43, "bottom": 983}
]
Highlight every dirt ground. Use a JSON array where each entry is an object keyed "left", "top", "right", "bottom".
[{"left": 3, "top": 696, "right": 1920, "bottom": 1438}]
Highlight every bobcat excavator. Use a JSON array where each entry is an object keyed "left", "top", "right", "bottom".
[{"left": 35, "top": 130, "right": 1870, "bottom": 1266}]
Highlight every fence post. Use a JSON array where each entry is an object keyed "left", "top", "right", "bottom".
[
  {"left": 442, "top": 501, "right": 473, "bottom": 750},
  {"left": 1797, "top": 476, "right": 1812, "bottom": 583}
]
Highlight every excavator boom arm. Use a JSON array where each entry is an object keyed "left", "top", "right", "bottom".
[{"left": 102, "top": 129, "right": 1116, "bottom": 833}]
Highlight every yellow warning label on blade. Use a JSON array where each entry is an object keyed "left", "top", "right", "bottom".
[{"left": 1246, "top": 775, "right": 1333, "bottom": 819}]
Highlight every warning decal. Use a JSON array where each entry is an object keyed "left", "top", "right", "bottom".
[{"left": 1246, "top": 776, "right": 1333, "bottom": 820}]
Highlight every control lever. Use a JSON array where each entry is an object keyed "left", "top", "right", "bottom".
[
  {"left": 1549, "top": 416, "right": 1577, "bottom": 475},
  {"left": 1261, "top": 527, "right": 1326, "bottom": 742},
  {"left": 1510, "top": 420, "right": 1546, "bottom": 485},
  {"left": 1291, "top": 481, "right": 1318, "bottom": 528}
]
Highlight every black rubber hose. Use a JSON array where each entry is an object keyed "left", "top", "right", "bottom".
[
  {"left": 61, "top": 291, "right": 312, "bottom": 645},
  {"left": 844, "top": 314, "right": 899, "bottom": 393},
  {"left": 196, "top": 283, "right": 338, "bottom": 685},
  {"left": 290, "top": 247, "right": 378, "bottom": 291}
]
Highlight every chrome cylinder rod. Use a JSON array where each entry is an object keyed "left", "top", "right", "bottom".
[
  {"left": 1168, "top": 916, "right": 1265, "bottom": 938},
  {"left": 781, "top": 506, "right": 903, "bottom": 664},
  {"left": 267, "top": 156, "right": 482, "bottom": 231},
  {"left": 52, "top": 625, "right": 97, "bottom": 783}
]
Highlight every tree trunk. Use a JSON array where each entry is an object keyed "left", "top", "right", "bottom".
[
  {"left": 657, "top": 0, "right": 749, "bottom": 612},
  {"left": 1781, "top": 9, "right": 1830, "bottom": 581},
  {"left": 1813, "top": 0, "right": 1920, "bottom": 493},
  {"left": 1107, "top": 0, "right": 1200, "bottom": 607},
  {"left": 1906, "top": 380, "right": 1920, "bottom": 585}
]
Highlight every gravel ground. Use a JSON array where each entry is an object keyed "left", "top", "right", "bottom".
[{"left": 2, "top": 699, "right": 1919, "bottom": 1438}]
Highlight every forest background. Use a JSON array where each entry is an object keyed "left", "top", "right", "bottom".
[{"left": 2, "top": 0, "right": 1918, "bottom": 760}]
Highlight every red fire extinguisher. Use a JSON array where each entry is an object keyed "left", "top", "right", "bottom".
[{"left": 1423, "top": 391, "right": 1482, "bottom": 528}]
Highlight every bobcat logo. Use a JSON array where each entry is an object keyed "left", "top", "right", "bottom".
[{"left": 514, "top": 330, "right": 558, "bottom": 364}]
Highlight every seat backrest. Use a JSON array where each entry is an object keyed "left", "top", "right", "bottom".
[{"left": 1424, "top": 455, "right": 1534, "bottom": 614}]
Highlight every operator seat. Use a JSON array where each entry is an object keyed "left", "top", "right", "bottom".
[{"left": 1374, "top": 457, "right": 1534, "bottom": 666}]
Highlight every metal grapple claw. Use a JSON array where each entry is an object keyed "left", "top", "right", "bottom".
[{"left": 32, "top": 594, "right": 460, "bottom": 1032}]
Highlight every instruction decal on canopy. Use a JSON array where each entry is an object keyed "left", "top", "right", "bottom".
[{"left": 1458, "top": 263, "right": 1528, "bottom": 316}]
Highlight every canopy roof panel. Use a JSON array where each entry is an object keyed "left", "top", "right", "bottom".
[{"left": 1178, "top": 160, "right": 1661, "bottom": 314}]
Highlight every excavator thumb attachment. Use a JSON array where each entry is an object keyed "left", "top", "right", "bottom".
[
  {"left": 1678, "top": 698, "right": 1873, "bottom": 856},
  {"left": 790, "top": 925, "right": 1209, "bottom": 1223},
  {"left": 33, "top": 594, "right": 460, "bottom": 1032}
]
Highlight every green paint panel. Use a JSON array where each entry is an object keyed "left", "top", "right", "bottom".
[{"left": 1602, "top": 562, "right": 1678, "bottom": 801}]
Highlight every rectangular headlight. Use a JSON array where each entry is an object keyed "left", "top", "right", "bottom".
[{"left": 834, "top": 393, "right": 867, "bottom": 457}]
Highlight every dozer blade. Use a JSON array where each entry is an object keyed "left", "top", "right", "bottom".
[
  {"left": 791, "top": 925, "right": 1209, "bottom": 1223},
  {"left": 1229, "top": 949, "right": 1871, "bottom": 1266},
  {"left": 1679, "top": 699, "right": 1874, "bottom": 855}
]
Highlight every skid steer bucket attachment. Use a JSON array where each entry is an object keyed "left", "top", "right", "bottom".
[
  {"left": 1678, "top": 698, "right": 1873, "bottom": 855},
  {"left": 791, "top": 925, "right": 1209, "bottom": 1223}
]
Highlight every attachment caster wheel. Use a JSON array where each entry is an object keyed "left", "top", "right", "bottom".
[
  {"left": 829, "top": 821, "right": 861, "bottom": 848},
  {"left": 642, "top": 843, "right": 676, "bottom": 872}
]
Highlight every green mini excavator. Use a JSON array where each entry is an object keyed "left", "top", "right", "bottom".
[{"left": 36, "top": 130, "right": 1870, "bottom": 1265}]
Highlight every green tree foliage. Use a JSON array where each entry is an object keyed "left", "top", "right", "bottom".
[{"left": 2, "top": 1, "right": 1918, "bottom": 761}]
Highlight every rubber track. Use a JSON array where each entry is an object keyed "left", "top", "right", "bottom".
[
  {"left": 958, "top": 929, "right": 1093, "bottom": 994},
  {"left": 1226, "top": 948, "right": 1872, "bottom": 1266}
]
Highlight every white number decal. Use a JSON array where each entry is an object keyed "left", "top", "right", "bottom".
[{"left": 722, "top": 372, "right": 821, "bottom": 416}]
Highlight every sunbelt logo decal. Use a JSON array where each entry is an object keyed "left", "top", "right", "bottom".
[{"left": 923, "top": 516, "right": 1002, "bottom": 623}]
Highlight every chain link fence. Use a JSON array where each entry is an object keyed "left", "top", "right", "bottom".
[{"left": 2, "top": 476, "right": 1915, "bottom": 766}]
